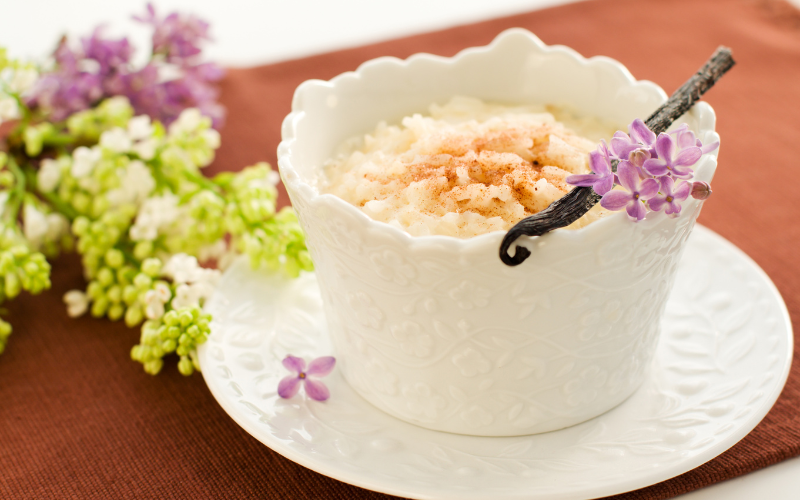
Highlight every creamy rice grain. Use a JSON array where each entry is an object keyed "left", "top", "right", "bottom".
[{"left": 322, "top": 97, "right": 619, "bottom": 238}]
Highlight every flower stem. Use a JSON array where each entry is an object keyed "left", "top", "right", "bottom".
[
  {"left": 184, "top": 169, "right": 221, "bottom": 194},
  {"left": 39, "top": 191, "right": 79, "bottom": 220},
  {"left": 6, "top": 157, "right": 26, "bottom": 224}
]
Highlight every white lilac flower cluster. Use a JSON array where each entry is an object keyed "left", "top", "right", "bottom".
[
  {"left": 40, "top": 98, "right": 311, "bottom": 375},
  {"left": 0, "top": 33, "right": 312, "bottom": 374}
]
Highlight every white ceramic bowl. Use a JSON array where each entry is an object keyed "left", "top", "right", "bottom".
[{"left": 278, "top": 29, "right": 719, "bottom": 436}]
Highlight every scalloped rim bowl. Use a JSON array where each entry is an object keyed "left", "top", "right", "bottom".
[
  {"left": 277, "top": 29, "right": 721, "bottom": 436},
  {"left": 278, "top": 28, "right": 719, "bottom": 252}
]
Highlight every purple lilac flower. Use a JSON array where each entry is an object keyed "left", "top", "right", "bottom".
[
  {"left": 642, "top": 132, "right": 702, "bottom": 179},
  {"left": 163, "top": 63, "right": 225, "bottom": 125},
  {"left": 600, "top": 162, "right": 660, "bottom": 221},
  {"left": 648, "top": 176, "right": 692, "bottom": 217},
  {"left": 131, "top": 4, "right": 225, "bottom": 127},
  {"left": 28, "top": 33, "right": 125, "bottom": 121},
  {"left": 82, "top": 27, "right": 133, "bottom": 73},
  {"left": 609, "top": 118, "right": 657, "bottom": 159},
  {"left": 27, "top": 6, "right": 224, "bottom": 128},
  {"left": 135, "top": 3, "right": 211, "bottom": 61},
  {"left": 670, "top": 124, "right": 720, "bottom": 155},
  {"left": 114, "top": 64, "right": 225, "bottom": 129},
  {"left": 566, "top": 119, "right": 716, "bottom": 222},
  {"left": 278, "top": 355, "right": 336, "bottom": 401},
  {"left": 125, "top": 64, "right": 224, "bottom": 128},
  {"left": 566, "top": 141, "right": 615, "bottom": 195}
]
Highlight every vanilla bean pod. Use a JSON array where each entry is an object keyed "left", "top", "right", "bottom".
[{"left": 499, "top": 46, "right": 734, "bottom": 266}]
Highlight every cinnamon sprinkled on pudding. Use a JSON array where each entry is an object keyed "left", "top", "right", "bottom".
[{"left": 322, "top": 97, "right": 619, "bottom": 238}]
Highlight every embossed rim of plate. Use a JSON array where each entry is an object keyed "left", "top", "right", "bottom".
[{"left": 199, "top": 225, "right": 793, "bottom": 500}]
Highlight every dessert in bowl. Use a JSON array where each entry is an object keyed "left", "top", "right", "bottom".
[
  {"left": 323, "top": 96, "right": 620, "bottom": 237},
  {"left": 277, "top": 29, "right": 719, "bottom": 436}
]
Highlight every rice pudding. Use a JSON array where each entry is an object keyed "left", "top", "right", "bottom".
[{"left": 322, "top": 96, "right": 620, "bottom": 238}]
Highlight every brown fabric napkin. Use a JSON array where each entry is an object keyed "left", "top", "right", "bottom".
[{"left": 1, "top": 0, "right": 799, "bottom": 498}]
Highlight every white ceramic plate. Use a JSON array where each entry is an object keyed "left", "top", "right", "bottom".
[{"left": 198, "top": 225, "right": 793, "bottom": 500}]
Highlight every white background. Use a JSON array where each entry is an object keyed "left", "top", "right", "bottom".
[
  {"left": 0, "top": 1, "right": 797, "bottom": 498},
  {"left": 0, "top": 0, "right": 570, "bottom": 66}
]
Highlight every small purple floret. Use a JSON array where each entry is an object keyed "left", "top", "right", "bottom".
[
  {"left": 609, "top": 119, "right": 657, "bottom": 159},
  {"left": 600, "top": 162, "right": 660, "bottom": 221},
  {"left": 671, "top": 124, "right": 720, "bottom": 155},
  {"left": 278, "top": 355, "right": 336, "bottom": 401},
  {"left": 629, "top": 118, "right": 657, "bottom": 146},
  {"left": 642, "top": 132, "right": 701, "bottom": 179},
  {"left": 566, "top": 141, "right": 615, "bottom": 195},
  {"left": 648, "top": 176, "right": 692, "bottom": 217}
]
